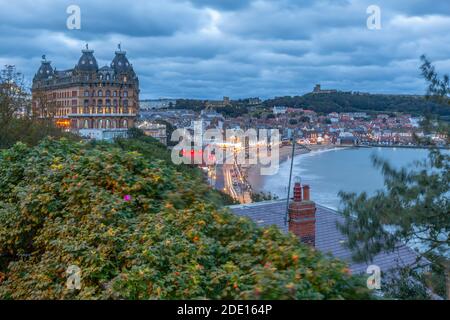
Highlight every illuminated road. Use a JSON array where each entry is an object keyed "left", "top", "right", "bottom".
[
  {"left": 224, "top": 164, "right": 240, "bottom": 200},
  {"left": 222, "top": 150, "right": 252, "bottom": 204}
]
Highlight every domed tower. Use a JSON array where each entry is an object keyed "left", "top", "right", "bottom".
[
  {"left": 111, "top": 44, "right": 138, "bottom": 85},
  {"left": 74, "top": 44, "right": 99, "bottom": 73},
  {"left": 111, "top": 45, "right": 133, "bottom": 73},
  {"left": 33, "top": 55, "right": 54, "bottom": 82}
]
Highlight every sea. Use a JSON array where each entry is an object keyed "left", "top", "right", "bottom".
[{"left": 262, "top": 147, "right": 438, "bottom": 210}]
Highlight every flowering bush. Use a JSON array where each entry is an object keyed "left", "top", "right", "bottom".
[{"left": 0, "top": 138, "right": 369, "bottom": 299}]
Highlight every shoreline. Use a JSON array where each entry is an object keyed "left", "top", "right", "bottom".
[{"left": 246, "top": 144, "right": 339, "bottom": 193}]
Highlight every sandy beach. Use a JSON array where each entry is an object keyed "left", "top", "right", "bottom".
[{"left": 246, "top": 144, "right": 338, "bottom": 193}]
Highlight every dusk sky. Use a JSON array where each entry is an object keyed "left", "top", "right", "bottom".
[{"left": 1, "top": 0, "right": 450, "bottom": 99}]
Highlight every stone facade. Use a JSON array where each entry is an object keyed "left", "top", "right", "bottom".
[{"left": 32, "top": 46, "right": 139, "bottom": 138}]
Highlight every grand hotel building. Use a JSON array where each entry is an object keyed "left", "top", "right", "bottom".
[{"left": 32, "top": 46, "right": 139, "bottom": 140}]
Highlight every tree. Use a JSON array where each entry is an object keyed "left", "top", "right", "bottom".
[
  {"left": 299, "top": 116, "right": 310, "bottom": 123},
  {"left": 251, "top": 192, "right": 279, "bottom": 203},
  {"left": 0, "top": 66, "right": 27, "bottom": 118},
  {"left": 0, "top": 65, "right": 74, "bottom": 149},
  {"left": 420, "top": 55, "right": 450, "bottom": 106},
  {"left": 0, "top": 65, "right": 30, "bottom": 146},
  {"left": 420, "top": 55, "right": 450, "bottom": 141},
  {"left": 338, "top": 56, "right": 450, "bottom": 299},
  {"left": 338, "top": 150, "right": 449, "bottom": 264}
]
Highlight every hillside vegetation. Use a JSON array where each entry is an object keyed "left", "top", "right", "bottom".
[
  {"left": 265, "top": 92, "right": 450, "bottom": 116},
  {"left": 0, "top": 137, "right": 369, "bottom": 299}
]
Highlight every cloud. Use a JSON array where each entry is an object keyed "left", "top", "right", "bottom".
[{"left": 0, "top": 0, "right": 449, "bottom": 99}]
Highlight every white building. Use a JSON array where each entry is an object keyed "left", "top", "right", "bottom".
[{"left": 273, "top": 106, "right": 287, "bottom": 115}]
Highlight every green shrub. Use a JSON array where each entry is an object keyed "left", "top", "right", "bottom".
[{"left": 0, "top": 138, "right": 369, "bottom": 299}]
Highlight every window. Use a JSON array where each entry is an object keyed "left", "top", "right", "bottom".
[
  {"left": 123, "top": 100, "right": 128, "bottom": 107},
  {"left": 123, "top": 91, "right": 128, "bottom": 97},
  {"left": 122, "top": 120, "right": 128, "bottom": 128},
  {"left": 113, "top": 91, "right": 117, "bottom": 97},
  {"left": 84, "top": 90, "right": 89, "bottom": 97},
  {"left": 98, "top": 90, "right": 103, "bottom": 97},
  {"left": 106, "top": 74, "right": 110, "bottom": 81},
  {"left": 84, "top": 99, "right": 89, "bottom": 107},
  {"left": 106, "top": 90, "right": 111, "bottom": 97}
]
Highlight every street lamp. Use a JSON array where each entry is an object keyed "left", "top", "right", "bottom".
[{"left": 284, "top": 133, "right": 297, "bottom": 226}]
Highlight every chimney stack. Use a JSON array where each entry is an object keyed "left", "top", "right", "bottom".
[
  {"left": 293, "top": 182, "right": 302, "bottom": 202},
  {"left": 288, "top": 182, "right": 316, "bottom": 247},
  {"left": 303, "top": 185, "right": 310, "bottom": 201}
]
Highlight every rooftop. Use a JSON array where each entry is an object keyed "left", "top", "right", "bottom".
[{"left": 228, "top": 199, "right": 421, "bottom": 274}]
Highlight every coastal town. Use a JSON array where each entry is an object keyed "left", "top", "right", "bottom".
[
  {"left": 136, "top": 90, "right": 448, "bottom": 204},
  {"left": 1, "top": 0, "right": 449, "bottom": 303}
]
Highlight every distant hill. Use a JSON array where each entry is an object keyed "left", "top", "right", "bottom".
[{"left": 264, "top": 92, "right": 450, "bottom": 117}]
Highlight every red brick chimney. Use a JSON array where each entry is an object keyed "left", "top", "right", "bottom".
[{"left": 288, "top": 182, "right": 316, "bottom": 247}]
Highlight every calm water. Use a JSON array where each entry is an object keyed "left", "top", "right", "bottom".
[{"left": 263, "top": 147, "right": 433, "bottom": 210}]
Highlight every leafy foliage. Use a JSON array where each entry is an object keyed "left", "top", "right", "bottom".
[
  {"left": 338, "top": 56, "right": 450, "bottom": 299},
  {"left": 251, "top": 192, "right": 279, "bottom": 203},
  {"left": 338, "top": 150, "right": 449, "bottom": 265},
  {"left": 113, "top": 134, "right": 236, "bottom": 207},
  {"left": 382, "top": 267, "right": 433, "bottom": 300},
  {"left": 419, "top": 56, "right": 450, "bottom": 141},
  {"left": 0, "top": 65, "right": 76, "bottom": 149},
  {"left": 0, "top": 138, "right": 369, "bottom": 300},
  {"left": 420, "top": 55, "right": 450, "bottom": 105},
  {"left": 264, "top": 92, "right": 450, "bottom": 117}
]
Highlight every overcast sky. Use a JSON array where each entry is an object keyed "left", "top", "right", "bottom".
[{"left": 1, "top": 0, "right": 449, "bottom": 99}]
